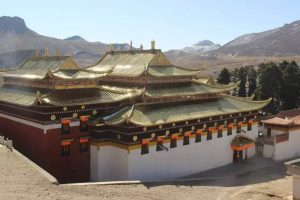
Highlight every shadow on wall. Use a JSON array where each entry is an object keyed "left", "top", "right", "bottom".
[{"left": 142, "top": 156, "right": 289, "bottom": 188}]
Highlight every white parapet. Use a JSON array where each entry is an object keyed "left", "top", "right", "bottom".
[{"left": 91, "top": 125, "right": 258, "bottom": 182}]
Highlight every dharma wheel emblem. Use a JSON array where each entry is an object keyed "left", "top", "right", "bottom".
[
  {"left": 92, "top": 110, "right": 97, "bottom": 115},
  {"left": 172, "top": 123, "right": 176, "bottom": 127},
  {"left": 63, "top": 107, "right": 67, "bottom": 111},
  {"left": 81, "top": 105, "right": 85, "bottom": 110},
  {"left": 179, "top": 128, "right": 183, "bottom": 133},
  {"left": 234, "top": 119, "right": 237, "bottom": 123},
  {"left": 239, "top": 113, "right": 242, "bottom": 116},
  {"left": 73, "top": 113, "right": 78, "bottom": 118},
  {"left": 151, "top": 133, "right": 155, "bottom": 138},
  {"left": 165, "top": 130, "right": 170, "bottom": 136},
  {"left": 117, "top": 134, "right": 121, "bottom": 140},
  {"left": 159, "top": 125, "right": 162, "bottom": 129},
  {"left": 209, "top": 117, "right": 212, "bottom": 121},
  {"left": 197, "top": 119, "right": 201, "bottom": 122},
  {"left": 50, "top": 115, "right": 56, "bottom": 121},
  {"left": 244, "top": 117, "right": 247, "bottom": 121},
  {"left": 220, "top": 116, "right": 223, "bottom": 119},
  {"left": 191, "top": 126, "right": 195, "bottom": 131},
  {"left": 203, "top": 124, "right": 207, "bottom": 128},
  {"left": 133, "top": 135, "right": 138, "bottom": 141},
  {"left": 143, "top": 127, "right": 147, "bottom": 131},
  {"left": 185, "top": 121, "right": 189, "bottom": 125}
]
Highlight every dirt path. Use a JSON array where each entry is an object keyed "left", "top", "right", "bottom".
[{"left": 0, "top": 146, "right": 292, "bottom": 200}]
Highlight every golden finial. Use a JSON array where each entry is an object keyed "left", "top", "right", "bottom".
[
  {"left": 140, "top": 44, "right": 143, "bottom": 50},
  {"left": 56, "top": 48, "right": 61, "bottom": 57},
  {"left": 130, "top": 40, "right": 133, "bottom": 50},
  {"left": 45, "top": 47, "right": 49, "bottom": 57},
  {"left": 34, "top": 49, "right": 40, "bottom": 58},
  {"left": 151, "top": 40, "right": 156, "bottom": 50}
]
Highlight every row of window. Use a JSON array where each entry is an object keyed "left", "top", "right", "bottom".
[
  {"left": 61, "top": 119, "right": 88, "bottom": 135},
  {"left": 61, "top": 141, "right": 89, "bottom": 156},
  {"left": 141, "top": 123, "right": 252, "bottom": 154}
]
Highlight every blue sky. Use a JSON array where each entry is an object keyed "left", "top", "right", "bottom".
[{"left": 1, "top": 0, "right": 299, "bottom": 50}]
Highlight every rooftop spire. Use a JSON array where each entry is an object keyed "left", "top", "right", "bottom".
[
  {"left": 130, "top": 40, "right": 133, "bottom": 50},
  {"left": 140, "top": 44, "right": 143, "bottom": 50},
  {"left": 44, "top": 47, "right": 49, "bottom": 57},
  {"left": 34, "top": 49, "right": 40, "bottom": 58},
  {"left": 151, "top": 40, "right": 156, "bottom": 50},
  {"left": 56, "top": 48, "right": 61, "bottom": 57}
]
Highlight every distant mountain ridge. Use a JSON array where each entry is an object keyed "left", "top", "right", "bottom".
[{"left": 213, "top": 20, "right": 300, "bottom": 56}]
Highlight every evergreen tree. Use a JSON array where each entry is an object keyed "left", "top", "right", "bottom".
[
  {"left": 279, "top": 61, "right": 300, "bottom": 110},
  {"left": 238, "top": 67, "right": 247, "bottom": 97},
  {"left": 247, "top": 66, "right": 257, "bottom": 97},
  {"left": 256, "top": 62, "right": 283, "bottom": 114},
  {"left": 231, "top": 68, "right": 239, "bottom": 96},
  {"left": 217, "top": 68, "right": 231, "bottom": 84}
]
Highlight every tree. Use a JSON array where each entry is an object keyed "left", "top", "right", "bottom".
[
  {"left": 231, "top": 68, "right": 239, "bottom": 96},
  {"left": 256, "top": 62, "right": 283, "bottom": 114},
  {"left": 279, "top": 61, "right": 300, "bottom": 110},
  {"left": 247, "top": 66, "right": 257, "bottom": 97},
  {"left": 238, "top": 67, "right": 247, "bottom": 97},
  {"left": 217, "top": 68, "right": 231, "bottom": 84}
]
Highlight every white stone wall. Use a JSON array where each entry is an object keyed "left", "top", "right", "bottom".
[
  {"left": 90, "top": 145, "right": 129, "bottom": 181},
  {"left": 273, "top": 129, "right": 300, "bottom": 161},
  {"left": 293, "top": 176, "right": 300, "bottom": 200},
  {"left": 263, "top": 144, "right": 274, "bottom": 158},
  {"left": 91, "top": 124, "right": 258, "bottom": 181}
]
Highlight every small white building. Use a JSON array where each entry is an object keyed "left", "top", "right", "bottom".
[
  {"left": 285, "top": 159, "right": 300, "bottom": 200},
  {"left": 262, "top": 109, "right": 300, "bottom": 161}
]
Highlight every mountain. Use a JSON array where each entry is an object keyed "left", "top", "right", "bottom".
[
  {"left": 0, "top": 16, "right": 129, "bottom": 68},
  {"left": 213, "top": 21, "right": 300, "bottom": 56},
  {"left": 182, "top": 40, "right": 220, "bottom": 53}
]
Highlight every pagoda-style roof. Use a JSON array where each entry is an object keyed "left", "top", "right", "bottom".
[
  {"left": 231, "top": 134, "right": 255, "bottom": 151},
  {"left": 4, "top": 56, "right": 79, "bottom": 80},
  {"left": 87, "top": 49, "right": 201, "bottom": 77},
  {"left": 144, "top": 81, "right": 239, "bottom": 98},
  {"left": 0, "top": 85, "right": 141, "bottom": 106},
  {"left": 97, "top": 95, "right": 271, "bottom": 126},
  {"left": 51, "top": 69, "right": 107, "bottom": 79}
]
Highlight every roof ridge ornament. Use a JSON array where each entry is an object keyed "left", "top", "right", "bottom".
[
  {"left": 45, "top": 47, "right": 49, "bottom": 58},
  {"left": 130, "top": 40, "right": 133, "bottom": 50},
  {"left": 151, "top": 40, "right": 156, "bottom": 50},
  {"left": 34, "top": 49, "right": 40, "bottom": 59}
]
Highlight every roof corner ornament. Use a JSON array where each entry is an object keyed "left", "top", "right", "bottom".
[
  {"left": 47, "top": 67, "right": 53, "bottom": 77},
  {"left": 140, "top": 44, "right": 143, "bottom": 50},
  {"left": 130, "top": 40, "right": 133, "bottom": 50},
  {"left": 151, "top": 40, "right": 156, "bottom": 50}
]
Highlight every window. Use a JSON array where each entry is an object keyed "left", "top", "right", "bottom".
[
  {"left": 237, "top": 124, "right": 242, "bottom": 134},
  {"left": 267, "top": 127, "right": 271, "bottom": 137},
  {"left": 217, "top": 129, "right": 223, "bottom": 138},
  {"left": 195, "top": 133, "right": 201, "bottom": 143},
  {"left": 183, "top": 136, "right": 190, "bottom": 145},
  {"left": 61, "top": 142, "right": 71, "bottom": 156},
  {"left": 79, "top": 138, "right": 89, "bottom": 152},
  {"left": 183, "top": 132, "right": 191, "bottom": 145},
  {"left": 207, "top": 131, "right": 212, "bottom": 140},
  {"left": 170, "top": 134, "right": 178, "bottom": 148},
  {"left": 141, "top": 144, "right": 149, "bottom": 154},
  {"left": 80, "top": 116, "right": 88, "bottom": 132},
  {"left": 61, "top": 119, "right": 70, "bottom": 135},
  {"left": 247, "top": 122, "right": 252, "bottom": 131},
  {"left": 227, "top": 127, "right": 232, "bottom": 136},
  {"left": 156, "top": 140, "right": 163, "bottom": 151}
]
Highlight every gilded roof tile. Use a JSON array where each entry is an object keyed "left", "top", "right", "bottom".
[{"left": 103, "top": 96, "right": 271, "bottom": 126}]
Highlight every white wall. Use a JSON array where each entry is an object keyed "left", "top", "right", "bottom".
[
  {"left": 90, "top": 145, "right": 129, "bottom": 181},
  {"left": 91, "top": 124, "right": 258, "bottom": 181},
  {"left": 273, "top": 129, "right": 300, "bottom": 161},
  {"left": 293, "top": 176, "right": 300, "bottom": 200},
  {"left": 263, "top": 144, "right": 274, "bottom": 158}
]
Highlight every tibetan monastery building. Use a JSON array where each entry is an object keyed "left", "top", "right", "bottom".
[{"left": 0, "top": 44, "right": 271, "bottom": 183}]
